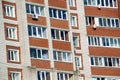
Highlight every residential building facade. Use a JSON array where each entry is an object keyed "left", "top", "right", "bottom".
[{"left": 0, "top": 0, "right": 120, "bottom": 80}]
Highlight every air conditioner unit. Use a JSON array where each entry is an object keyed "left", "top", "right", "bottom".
[
  {"left": 98, "top": 4, "right": 101, "bottom": 9},
  {"left": 93, "top": 24, "right": 97, "bottom": 30},
  {"left": 32, "top": 14, "right": 38, "bottom": 20}
]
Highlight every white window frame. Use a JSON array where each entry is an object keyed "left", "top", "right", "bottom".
[
  {"left": 73, "top": 35, "right": 79, "bottom": 47},
  {"left": 88, "top": 36, "right": 120, "bottom": 48},
  {"left": 69, "top": 0, "right": 75, "bottom": 7},
  {"left": 85, "top": 16, "right": 120, "bottom": 28},
  {"left": 57, "top": 72, "right": 70, "bottom": 80},
  {"left": 28, "top": 25, "right": 47, "bottom": 38},
  {"left": 71, "top": 15, "right": 77, "bottom": 27},
  {"left": 6, "top": 26, "right": 17, "bottom": 40},
  {"left": 90, "top": 56, "right": 120, "bottom": 67},
  {"left": 26, "top": 3, "right": 44, "bottom": 16},
  {"left": 49, "top": 8, "right": 67, "bottom": 20},
  {"left": 53, "top": 50, "right": 72, "bottom": 62},
  {"left": 8, "top": 49, "right": 19, "bottom": 62},
  {"left": 75, "top": 56, "right": 82, "bottom": 68},
  {"left": 51, "top": 29, "right": 69, "bottom": 41},
  {"left": 4, "top": 4, "right": 15, "bottom": 17},
  {"left": 10, "top": 71, "right": 21, "bottom": 80},
  {"left": 30, "top": 48, "right": 49, "bottom": 60},
  {"left": 84, "top": 0, "right": 118, "bottom": 8},
  {"left": 37, "top": 71, "right": 50, "bottom": 80}
]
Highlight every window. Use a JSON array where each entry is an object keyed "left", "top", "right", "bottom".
[
  {"left": 51, "top": 29, "right": 69, "bottom": 41},
  {"left": 69, "top": 0, "right": 75, "bottom": 7},
  {"left": 10, "top": 72, "right": 21, "bottom": 80},
  {"left": 90, "top": 56, "right": 120, "bottom": 67},
  {"left": 4, "top": 4, "right": 15, "bottom": 17},
  {"left": 88, "top": 36, "right": 120, "bottom": 48},
  {"left": 30, "top": 48, "right": 48, "bottom": 59},
  {"left": 85, "top": 16, "right": 119, "bottom": 28},
  {"left": 28, "top": 25, "right": 46, "bottom": 38},
  {"left": 75, "top": 56, "right": 82, "bottom": 68},
  {"left": 53, "top": 51, "right": 72, "bottom": 62},
  {"left": 84, "top": 0, "right": 118, "bottom": 8},
  {"left": 73, "top": 35, "right": 79, "bottom": 47},
  {"left": 26, "top": 3, "right": 44, "bottom": 16},
  {"left": 70, "top": 15, "right": 77, "bottom": 26},
  {"left": 92, "top": 77, "right": 120, "bottom": 80},
  {"left": 6, "top": 26, "right": 17, "bottom": 40},
  {"left": 57, "top": 73, "right": 72, "bottom": 80},
  {"left": 8, "top": 49, "right": 19, "bottom": 62},
  {"left": 49, "top": 8, "right": 67, "bottom": 20},
  {"left": 37, "top": 71, "right": 50, "bottom": 80}
]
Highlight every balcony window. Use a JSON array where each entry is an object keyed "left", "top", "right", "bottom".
[
  {"left": 30, "top": 48, "right": 48, "bottom": 59},
  {"left": 53, "top": 51, "right": 72, "bottom": 62},
  {"left": 51, "top": 29, "right": 69, "bottom": 41},
  {"left": 49, "top": 8, "right": 67, "bottom": 20},
  {"left": 37, "top": 71, "right": 50, "bottom": 80},
  {"left": 28, "top": 25, "right": 47, "bottom": 38},
  {"left": 84, "top": 0, "right": 118, "bottom": 8},
  {"left": 26, "top": 3, "right": 44, "bottom": 16},
  {"left": 90, "top": 56, "right": 120, "bottom": 67}
]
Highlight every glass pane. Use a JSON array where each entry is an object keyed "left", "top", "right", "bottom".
[
  {"left": 84, "top": 0, "right": 87, "bottom": 5},
  {"left": 30, "top": 48, "right": 37, "bottom": 58},
  {"left": 38, "top": 27, "right": 42, "bottom": 37},
  {"left": 42, "top": 50, "right": 48, "bottom": 59},
  {"left": 38, "top": 50, "right": 41, "bottom": 58},
  {"left": 107, "top": 18, "right": 111, "bottom": 27},
  {"left": 99, "top": 18, "right": 103, "bottom": 26},
  {"left": 58, "top": 10, "right": 62, "bottom": 19},
  {"left": 53, "top": 9, "right": 57, "bottom": 18},
  {"left": 91, "top": 57, "right": 94, "bottom": 65},
  {"left": 33, "top": 26, "right": 37, "bottom": 36},
  {"left": 51, "top": 29, "right": 55, "bottom": 39},
  {"left": 36, "top": 6, "right": 39, "bottom": 15},
  {"left": 104, "top": 57, "right": 108, "bottom": 66},
  {"left": 42, "top": 28, "right": 46, "bottom": 38},
  {"left": 115, "top": 19, "right": 119, "bottom": 28},
  {"left": 37, "top": 71, "right": 41, "bottom": 80},
  {"left": 49, "top": 8, "right": 52, "bottom": 17},
  {"left": 26, "top": 4, "right": 30, "bottom": 13},
  {"left": 53, "top": 51, "right": 57, "bottom": 60},
  {"left": 30, "top": 5, "right": 34, "bottom": 14},
  {"left": 63, "top": 11, "right": 66, "bottom": 19}
]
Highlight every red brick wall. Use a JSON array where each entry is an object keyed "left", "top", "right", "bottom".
[
  {"left": 89, "top": 46, "right": 120, "bottom": 57},
  {"left": 118, "top": 0, "right": 120, "bottom": 19},
  {"left": 52, "top": 40, "right": 71, "bottom": 51},
  {"left": 26, "top": 0, "right": 44, "bottom": 4},
  {"left": 87, "top": 26, "right": 120, "bottom": 37},
  {"left": 85, "top": 6, "right": 118, "bottom": 18},
  {"left": 91, "top": 67, "right": 120, "bottom": 76},
  {"left": 54, "top": 61, "right": 73, "bottom": 71},
  {"left": 29, "top": 37, "right": 48, "bottom": 48},
  {"left": 27, "top": 14, "right": 46, "bottom": 26},
  {"left": 31, "top": 59, "right": 50, "bottom": 69},
  {"left": 48, "top": 0, "right": 67, "bottom": 9},
  {"left": 50, "top": 18, "right": 69, "bottom": 29}
]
